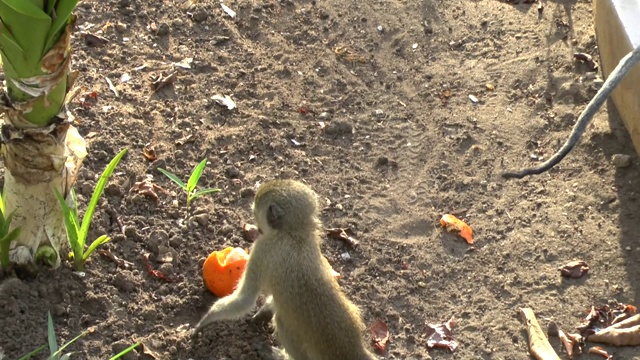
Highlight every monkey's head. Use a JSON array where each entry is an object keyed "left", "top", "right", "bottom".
[{"left": 253, "top": 179, "right": 320, "bottom": 234}]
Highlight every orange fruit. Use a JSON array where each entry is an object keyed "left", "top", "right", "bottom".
[{"left": 202, "top": 247, "right": 249, "bottom": 297}]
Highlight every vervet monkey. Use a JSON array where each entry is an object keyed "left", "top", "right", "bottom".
[
  {"left": 193, "top": 179, "right": 377, "bottom": 360},
  {"left": 502, "top": 45, "right": 640, "bottom": 179}
]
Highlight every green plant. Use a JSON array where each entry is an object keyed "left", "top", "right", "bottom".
[
  {"left": 158, "top": 158, "right": 221, "bottom": 209},
  {"left": 0, "top": 192, "right": 21, "bottom": 270},
  {"left": 54, "top": 148, "right": 127, "bottom": 271},
  {"left": 17, "top": 312, "right": 139, "bottom": 360}
]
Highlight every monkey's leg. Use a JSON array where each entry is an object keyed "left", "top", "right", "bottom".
[{"left": 273, "top": 314, "right": 310, "bottom": 360}]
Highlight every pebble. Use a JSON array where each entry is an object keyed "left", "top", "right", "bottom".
[
  {"left": 612, "top": 153, "right": 632, "bottom": 168},
  {"left": 318, "top": 111, "right": 331, "bottom": 120},
  {"left": 192, "top": 9, "right": 209, "bottom": 22},
  {"left": 324, "top": 120, "right": 353, "bottom": 135},
  {"left": 156, "top": 22, "right": 170, "bottom": 36}
]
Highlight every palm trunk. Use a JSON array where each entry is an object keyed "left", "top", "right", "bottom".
[{"left": 0, "top": 1, "right": 86, "bottom": 268}]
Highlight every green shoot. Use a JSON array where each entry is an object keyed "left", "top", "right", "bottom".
[
  {"left": 0, "top": 192, "right": 21, "bottom": 270},
  {"left": 27, "top": 312, "right": 139, "bottom": 360},
  {"left": 158, "top": 158, "right": 221, "bottom": 210},
  {"left": 55, "top": 148, "right": 127, "bottom": 271}
]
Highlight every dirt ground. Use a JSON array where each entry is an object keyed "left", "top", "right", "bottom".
[{"left": 2, "top": 0, "right": 640, "bottom": 359}]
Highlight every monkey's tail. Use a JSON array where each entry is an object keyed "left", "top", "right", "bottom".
[{"left": 502, "top": 44, "right": 640, "bottom": 180}]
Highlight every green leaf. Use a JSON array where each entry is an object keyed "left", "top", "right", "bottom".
[
  {"left": 0, "top": 0, "right": 51, "bottom": 72},
  {"left": 190, "top": 188, "right": 221, "bottom": 200},
  {"left": 82, "top": 234, "right": 110, "bottom": 262},
  {"left": 79, "top": 149, "right": 127, "bottom": 243},
  {"left": 186, "top": 159, "right": 208, "bottom": 193},
  {"left": 1, "top": 225, "right": 21, "bottom": 244},
  {"left": 44, "top": 0, "right": 79, "bottom": 54},
  {"left": 47, "top": 312, "right": 59, "bottom": 360},
  {"left": 157, "top": 168, "right": 186, "bottom": 189},
  {"left": 108, "top": 342, "right": 140, "bottom": 360},
  {"left": 0, "top": 191, "right": 5, "bottom": 215},
  {"left": 54, "top": 188, "right": 80, "bottom": 256},
  {"left": 17, "top": 345, "right": 46, "bottom": 360},
  {"left": 49, "top": 330, "right": 87, "bottom": 360}
]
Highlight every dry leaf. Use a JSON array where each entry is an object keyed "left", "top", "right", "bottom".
[
  {"left": 142, "top": 143, "right": 158, "bottom": 161},
  {"left": 558, "top": 260, "right": 589, "bottom": 278},
  {"left": 152, "top": 72, "right": 177, "bottom": 91},
  {"left": 588, "top": 346, "right": 612, "bottom": 360},
  {"left": 587, "top": 314, "right": 640, "bottom": 346},
  {"left": 211, "top": 94, "right": 236, "bottom": 110},
  {"left": 83, "top": 32, "right": 109, "bottom": 47},
  {"left": 325, "top": 228, "right": 360, "bottom": 249},
  {"left": 519, "top": 308, "right": 560, "bottom": 360},
  {"left": 425, "top": 316, "right": 458, "bottom": 352},
  {"left": 370, "top": 320, "right": 390, "bottom": 353},
  {"left": 557, "top": 329, "right": 575, "bottom": 359}
]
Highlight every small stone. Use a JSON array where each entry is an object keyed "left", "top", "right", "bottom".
[
  {"left": 158, "top": 263, "right": 174, "bottom": 276},
  {"left": 377, "top": 25, "right": 383, "bottom": 32},
  {"left": 374, "top": 109, "right": 384, "bottom": 117},
  {"left": 376, "top": 156, "right": 389, "bottom": 166},
  {"left": 115, "top": 22, "right": 128, "bottom": 33},
  {"left": 418, "top": 281, "right": 426, "bottom": 288},
  {"left": 324, "top": 120, "right": 353, "bottom": 136},
  {"left": 225, "top": 165, "right": 241, "bottom": 178},
  {"left": 612, "top": 154, "right": 632, "bottom": 168},
  {"left": 192, "top": 9, "right": 209, "bottom": 22},
  {"left": 156, "top": 22, "right": 170, "bottom": 36},
  {"left": 318, "top": 112, "right": 331, "bottom": 120},
  {"left": 192, "top": 213, "right": 209, "bottom": 227},
  {"left": 171, "top": 18, "right": 184, "bottom": 27},
  {"left": 240, "top": 187, "right": 256, "bottom": 198}
]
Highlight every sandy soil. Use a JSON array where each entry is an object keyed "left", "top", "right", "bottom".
[{"left": 2, "top": 0, "right": 640, "bottom": 359}]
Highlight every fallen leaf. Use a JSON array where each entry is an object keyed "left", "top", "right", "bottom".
[
  {"left": 211, "top": 94, "right": 236, "bottom": 110},
  {"left": 130, "top": 175, "right": 168, "bottom": 201},
  {"left": 424, "top": 316, "right": 458, "bottom": 352},
  {"left": 152, "top": 72, "right": 177, "bottom": 91},
  {"left": 573, "top": 52, "right": 598, "bottom": 71},
  {"left": 587, "top": 314, "right": 640, "bottom": 346},
  {"left": 370, "top": 320, "right": 390, "bottom": 353},
  {"left": 558, "top": 260, "right": 589, "bottom": 278},
  {"left": 242, "top": 223, "right": 261, "bottom": 242},
  {"left": 142, "top": 143, "right": 158, "bottom": 161},
  {"left": 519, "top": 308, "right": 560, "bottom": 360},
  {"left": 98, "top": 249, "right": 133, "bottom": 270},
  {"left": 578, "top": 303, "right": 637, "bottom": 337},
  {"left": 325, "top": 228, "right": 360, "bottom": 249},
  {"left": 83, "top": 32, "right": 109, "bottom": 47},
  {"left": 105, "top": 77, "right": 119, "bottom": 97},
  {"left": 440, "top": 214, "right": 473, "bottom": 245},
  {"left": 588, "top": 346, "right": 612, "bottom": 360},
  {"left": 557, "top": 329, "right": 575, "bottom": 360}
]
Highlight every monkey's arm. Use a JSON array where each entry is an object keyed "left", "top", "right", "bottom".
[{"left": 193, "top": 260, "right": 263, "bottom": 335}]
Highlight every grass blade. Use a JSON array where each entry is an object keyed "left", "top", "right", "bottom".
[
  {"left": 190, "top": 188, "right": 221, "bottom": 200},
  {"left": 108, "top": 342, "right": 140, "bottom": 360},
  {"left": 17, "top": 345, "right": 46, "bottom": 360},
  {"left": 49, "top": 330, "right": 87, "bottom": 360},
  {"left": 47, "top": 312, "right": 59, "bottom": 360},
  {"left": 186, "top": 159, "right": 208, "bottom": 192},
  {"left": 82, "top": 235, "right": 110, "bottom": 262},
  {"left": 157, "top": 168, "right": 186, "bottom": 188},
  {"left": 79, "top": 149, "right": 127, "bottom": 241}
]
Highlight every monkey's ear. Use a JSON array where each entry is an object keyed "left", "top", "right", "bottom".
[{"left": 266, "top": 203, "right": 284, "bottom": 229}]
